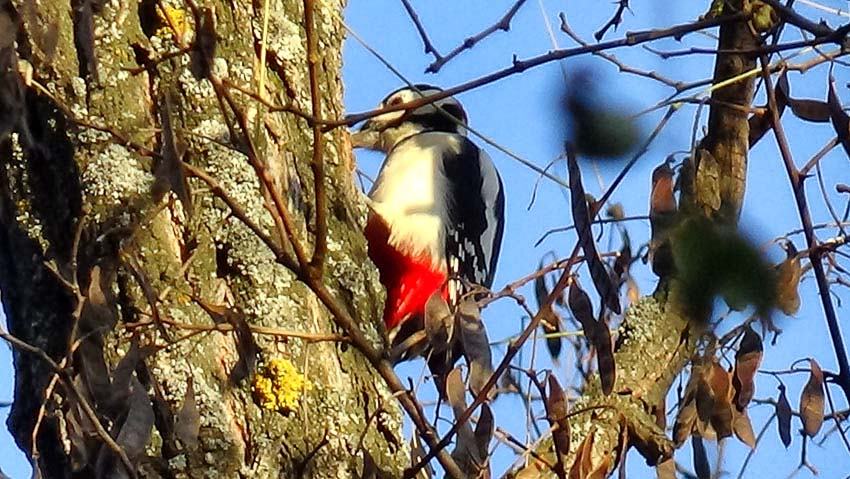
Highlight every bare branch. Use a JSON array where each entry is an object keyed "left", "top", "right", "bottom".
[
  {"left": 399, "top": 0, "right": 443, "bottom": 61},
  {"left": 334, "top": 12, "right": 750, "bottom": 130},
  {"left": 427, "top": 0, "right": 529, "bottom": 73}
]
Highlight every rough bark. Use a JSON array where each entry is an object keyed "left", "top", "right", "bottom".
[{"left": 1, "top": 0, "right": 406, "bottom": 477}]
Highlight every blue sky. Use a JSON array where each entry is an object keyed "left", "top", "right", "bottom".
[
  {"left": 3, "top": 1, "right": 850, "bottom": 477},
  {"left": 344, "top": 1, "right": 850, "bottom": 477}
]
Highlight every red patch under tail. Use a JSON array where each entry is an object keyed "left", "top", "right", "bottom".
[{"left": 365, "top": 215, "right": 447, "bottom": 330}]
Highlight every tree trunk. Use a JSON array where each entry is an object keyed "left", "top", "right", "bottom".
[{"left": 1, "top": 0, "right": 405, "bottom": 477}]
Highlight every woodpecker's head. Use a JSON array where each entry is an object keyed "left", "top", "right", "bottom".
[{"left": 351, "top": 85, "right": 468, "bottom": 152}]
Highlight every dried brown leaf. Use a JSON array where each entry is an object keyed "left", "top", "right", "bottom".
[
  {"left": 96, "top": 377, "right": 153, "bottom": 479},
  {"left": 568, "top": 282, "right": 597, "bottom": 342},
  {"left": 174, "top": 377, "right": 200, "bottom": 450},
  {"left": 673, "top": 399, "right": 696, "bottom": 447},
  {"left": 568, "top": 432, "right": 596, "bottom": 479},
  {"left": 449, "top": 383, "right": 488, "bottom": 479},
  {"left": 586, "top": 453, "right": 613, "bottom": 479},
  {"left": 706, "top": 361, "right": 734, "bottom": 440},
  {"left": 733, "top": 326, "right": 763, "bottom": 410},
  {"left": 80, "top": 265, "right": 118, "bottom": 332},
  {"left": 775, "top": 249, "right": 802, "bottom": 316},
  {"left": 227, "top": 313, "right": 258, "bottom": 385},
  {"left": 109, "top": 340, "right": 154, "bottom": 418},
  {"left": 594, "top": 320, "right": 615, "bottom": 395},
  {"left": 446, "top": 367, "right": 467, "bottom": 419},
  {"left": 612, "top": 239, "right": 632, "bottom": 285},
  {"left": 828, "top": 76, "right": 850, "bottom": 161},
  {"left": 77, "top": 338, "right": 111, "bottom": 411},
  {"left": 78, "top": 266, "right": 119, "bottom": 412},
  {"left": 66, "top": 401, "right": 91, "bottom": 471},
  {"left": 566, "top": 147, "right": 621, "bottom": 314},
  {"left": 118, "top": 377, "right": 154, "bottom": 460},
  {"left": 362, "top": 449, "right": 378, "bottom": 479},
  {"left": 474, "top": 404, "right": 494, "bottom": 464},
  {"left": 154, "top": 90, "right": 192, "bottom": 217},
  {"left": 787, "top": 98, "right": 831, "bottom": 122},
  {"left": 151, "top": 379, "right": 177, "bottom": 458},
  {"left": 545, "top": 375, "right": 571, "bottom": 459},
  {"left": 190, "top": 8, "right": 217, "bottom": 80},
  {"left": 733, "top": 409, "right": 756, "bottom": 448},
  {"left": 424, "top": 291, "right": 453, "bottom": 355},
  {"left": 458, "top": 298, "right": 494, "bottom": 397},
  {"left": 673, "top": 372, "right": 700, "bottom": 446},
  {"left": 749, "top": 71, "right": 789, "bottom": 147},
  {"left": 799, "top": 358, "right": 825, "bottom": 437},
  {"left": 776, "top": 384, "right": 792, "bottom": 448},
  {"left": 536, "top": 258, "right": 563, "bottom": 361}
]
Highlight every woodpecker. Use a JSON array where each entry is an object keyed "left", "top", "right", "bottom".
[{"left": 352, "top": 85, "right": 505, "bottom": 367}]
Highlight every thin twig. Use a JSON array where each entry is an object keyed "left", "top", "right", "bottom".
[
  {"left": 124, "top": 316, "right": 348, "bottom": 343},
  {"left": 334, "top": 12, "right": 750, "bottom": 130},
  {"left": 824, "top": 379, "right": 850, "bottom": 453},
  {"left": 535, "top": 215, "right": 649, "bottom": 247},
  {"left": 427, "top": 0, "right": 529, "bottom": 73},
  {"left": 212, "top": 77, "right": 311, "bottom": 272},
  {"left": 303, "top": 0, "right": 328, "bottom": 275},
  {"left": 560, "top": 13, "right": 684, "bottom": 91},
  {"left": 399, "top": 0, "right": 443, "bottom": 61},
  {"left": 183, "top": 162, "right": 298, "bottom": 271},
  {"left": 799, "top": 137, "right": 839, "bottom": 176},
  {"left": 223, "top": 79, "right": 325, "bottom": 126}
]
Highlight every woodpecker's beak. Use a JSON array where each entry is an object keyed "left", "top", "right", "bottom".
[{"left": 350, "top": 119, "right": 380, "bottom": 149}]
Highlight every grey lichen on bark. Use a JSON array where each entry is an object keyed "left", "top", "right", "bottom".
[{"left": 2, "top": 0, "right": 406, "bottom": 477}]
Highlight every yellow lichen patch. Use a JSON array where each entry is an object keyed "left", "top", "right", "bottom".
[
  {"left": 156, "top": 6, "right": 189, "bottom": 38},
  {"left": 251, "top": 357, "right": 312, "bottom": 414}
]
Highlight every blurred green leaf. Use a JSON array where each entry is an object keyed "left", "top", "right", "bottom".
[{"left": 672, "top": 217, "right": 776, "bottom": 319}]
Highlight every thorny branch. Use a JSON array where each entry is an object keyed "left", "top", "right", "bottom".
[
  {"left": 594, "top": 0, "right": 630, "bottom": 41},
  {"left": 759, "top": 60, "right": 850, "bottom": 400}
]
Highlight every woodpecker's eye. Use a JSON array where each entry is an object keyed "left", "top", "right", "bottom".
[{"left": 388, "top": 97, "right": 403, "bottom": 106}]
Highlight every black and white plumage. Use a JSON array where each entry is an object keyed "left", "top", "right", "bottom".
[{"left": 353, "top": 85, "right": 505, "bottom": 360}]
